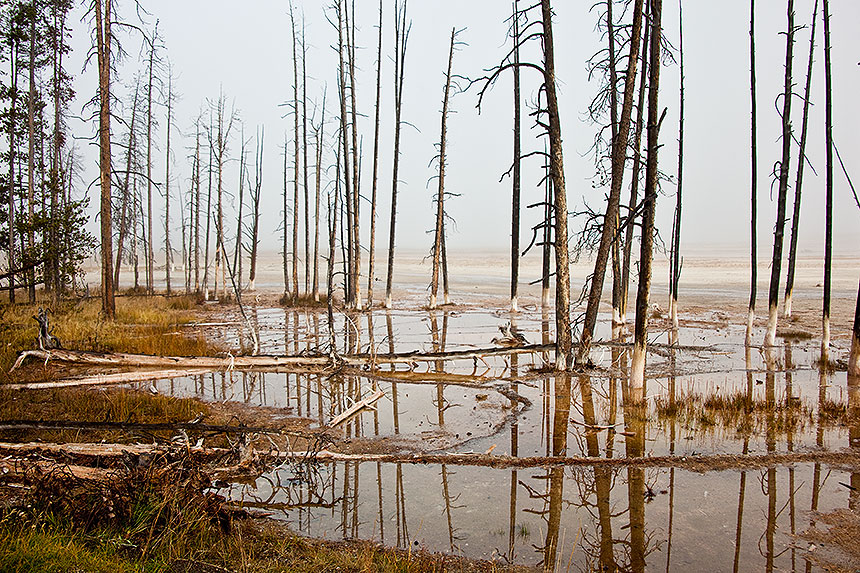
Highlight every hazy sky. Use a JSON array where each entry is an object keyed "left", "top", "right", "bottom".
[{"left": 67, "top": 0, "right": 860, "bottom": 268}]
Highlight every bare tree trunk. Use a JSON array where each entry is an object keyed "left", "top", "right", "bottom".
[
  {"left": 313, "top": 94, "right": 327, "bottom": 302},
  {"left": 95, "top": 0, "right": 115, "bottom": 318},
  {"left": 669, "top": 0, "right": 685, "bottom": 330},
  {"left": 290, "top": 2, "right": 301, "bottom": 300},
  {"left": 164, "top": 71, "right": 173, "bottom": 295},
  {"left": 746, "top": 0, "right": 758, "bottom": 346},
  {"left": 233, "top": 126, "right": 246, "bottom": 293},
  {"left": 26, "top": 9, "right": 36, "bottom": 303},
  {"left": 302, "top": 22, "right": 310, "bottom": 298},
  {"left": 367, "top": 0, "right": 383, "bottom": 308},
  {"left": 764, "top": 0, "right": 795, "bottom": 347},
  {"left": 540, "top": 0, "right": 572, "bottom": 370},
  {"left": 621, "top": 6, "right": 650, "bottom": 322},
  {"left": 282, "top": 135, "right": 290, "bottom": 299},
  {"left": 575, "top": 0, "right": 644, "bottom": 366},
  {"left": 510, "top": 0, "right": 521, "bottom": 313},
  {"left": 784, "top": 0, "right": 819, "bottom": 319},
  {"left": 821, "top": 0, "right": 833, "bottom": 356},
  {"left": 385, "top": 0, "right": 409, "bottom": 310},
  {"left": 630, "top": 0, "right": 663, "bottom": 394},
  {"left": 430, "top": 29, "right": 456, "bottom": 310},
  {"left": 248, "top": 127, "right": 263, "bottom": 292},
  {"left": 145, "top": 24, "right": 157, "bottom": 295},
  {"left": 346, "top": 0, "right": 363, "bottom": 310},
  {"left": 6, "top": 32, "right": 16, "bottom": 304},
  {"left": 202, "top": 114, "right": 214, "bottom": 299},
  {"left": 541, "top": 147, "right": 552, "bottom": 309},
  {"left": 193, "top": 118, "right": 201, "bottom": 293},
  {"left": 115, "top": 86, "right": 140, "bottom": 290}
]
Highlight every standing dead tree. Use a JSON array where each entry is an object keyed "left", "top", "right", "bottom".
[
  {"left": 247, "top": 127, "right": 263, "bottom": 292},
  {"left": 821, "top": 0, "right": 833, "bottom": 356},
  {"left": 163, "top": 65, "right": 174, "bottom": 295},
  {"left": 746, "top": 0, "right": 758, "bottom": 346},
  {"left": 783, "top": 0, "right": 819, "bottom": 319},
  {"left": 474, "top": 0, "right": 573, "bottom": 369},
  {"left": 384, "top": 0, "right": 409, "bottom": 310},
  {"left": 630, "top": 0, "right": 664, "bottom": 393},
  {"left": 668, "top": 0, "right": 685, "bottom": 330},
  {"left": 113, "top": 83, "right": 141, "bottom": 291},
  {"left": 90, "top": 0, "right": 115, "bottom": 318},
  {"left": 289, "top": 2, "right": 301, "bottom": 301},
  {"left": 510, "top": 0, "right": 522, "bottom": 313},
  {"left": 764, "top": 0, "right": 796, "bottom": 347},
  {"left": 429, "top": 28, "right": 460, "bottom": 310},
  {"left": 312, "top": 91, "right": 327, "bottom": 302},
  {"left": 209, "top": 92, "right": 236, "bottom": 301},
  {"left": 575, "top": 0, "right": 645, "bottom": 366},
  {"left": 366, "top": 0, "right": 383, "bottom": 308}
]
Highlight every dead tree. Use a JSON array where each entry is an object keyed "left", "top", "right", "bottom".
[
  {"left": 282, "top": 134, "right": 290, "bottom": 300},
  {"left": 247, "top": 127, "right": 263, "bottom": 292},
  {"left": 385, "top": 0, "right": 410, "bottom": 310},
  {"left": 163, "top": 66, "right": 174, "bottom": 295},
  {"left": 289, "top": 2, "right": 301, "bottom": 300},
  {"left": 630, "top": 0, "right": 663, "bottom": 393},
  {"left": 850, "top": 275, "right": 860, "bottom": 379},
  {"left": 746, "top": 0, "right": 758, "bottom": 346},
  {"left": 233, "top": 125, "right": 247, "bottom": 293},
  {"left": 302, "top": 19, "right": 311, "bottom": 297},
  {"left": 210, "top": 92, "right": 236, "bottom": 301},
  {"left": 621, "top": 3, "right": 651, "bottom": 322},
  {"left": 143, "top": 21, "right": 163, "bottom": 295},
  {"left": 784, "top": 0, "right": 819, "bottom": 319},
  {"left": 192, "top": 115, "right": 202, "bottom": 293},
  {"left": 821, "top": 0, "right": 833, "bottom": 356},
  {"left": 312, "top": 92, "right": 327, "bottom": 301},
  {"left": 575, "top": 0, "right": 645, "bottom": 366},
  {"left": 25, "top": 2, "right": 36, "bottom": 303},
  {"left": 346, "top": 0, "right": 363, "bottom": 310},
  {"left": 510, "top": 0, "right": 521, "bottom": 313},
  {"left": 429, "top": 29, "right": 458, "bottom": 310},
  {"left": 764, "top": 0, "right": 796, "bottom": 347},
  {"left": 669, "top": 0, "right": 685, "bottom": 330},
  {"left": 113, "top": 83, "right": 141, "bottom": 290},
  {"left": 366, "top": 0, "right": 383, "bottom": 308},
  {"left": 92, "top": 0, "right": 115, "bottom": 318}
]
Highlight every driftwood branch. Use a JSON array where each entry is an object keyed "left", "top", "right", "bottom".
[{"left": 326, "top": 389, "right": 385, "bottom": 428}]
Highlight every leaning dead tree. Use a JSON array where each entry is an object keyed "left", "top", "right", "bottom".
[
  {"left": 247, "top": 127, "right": 263, "bottom": 292},
  {"left": 630, "top": 0, "right": 664, "bottom": 394},
  {"left": 429, "top": 28, "right": 460, "bottom": 310},
  {"left": 384, "top": 0, "right": 410, "bottom": 309},
  {"left": 783, "top": 0, "right": 819, "bottom": 319},
  {"left": 764, "top": 0, "right": 796, "bottom": 347},
  {"left": 575, "top": 0, "right": 645, "bottom": 366}
]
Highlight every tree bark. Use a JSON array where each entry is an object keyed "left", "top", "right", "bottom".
[
  {"left": 540, "top": 0, "right": 572, "bottom": 370},
  {"left": 430, "top": 29, "right": 456, "bottom": 310},
  {"left": 367, "top": 0, "right": 383, "bottom": 308},
  {"left": 575, "top": 0, "right": 644, "bottom": 365},
  {"left": 630, "top": 0, "right": 663, "bottom": 394},
  {"left": 95, "top": 0, "right": 115, "bottom": 318},
  {"left": 26, "top": 8, "right": 36, "bottom": 303},
  {"left": 669, "top": 0, "right": 685, "bottom": 330},
  {"left": 784, "top": 0, "right": 818, "bottom": 319},
  {"left": 821, "top": 0, "right": 833, "bottom": 356},
  {"left": 746, "top": 0, "right": 758, "bottom": 346},
  {"left": 164, "top": 71, "right": 173, "bottom": 295},
  {"left": 385, "top": 0, "right": 409, "bottom": 310},
  {"left": 510, "top": 0, "right": 521, "bottom": 313},
  {"left": 764, "top": 0, "right": 795, "bottom": 347}
]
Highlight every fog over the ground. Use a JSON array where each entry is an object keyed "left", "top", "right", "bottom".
[{"left": 68, "top": 0, "right": 860, "bottom": 265}]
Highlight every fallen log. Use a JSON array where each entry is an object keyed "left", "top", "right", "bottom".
[
  {"left": 2, "top": 441, "right": 858, "bottom": 472},
  {"left": 3, "top": 368, "right": 214, "bottom": 390},
  {"left": 0, "top": 419, "right": 318, "bottom": 439}
]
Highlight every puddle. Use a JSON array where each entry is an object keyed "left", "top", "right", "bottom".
[{"left": 132, "top": 301, "right": 859, "bottom": 570}]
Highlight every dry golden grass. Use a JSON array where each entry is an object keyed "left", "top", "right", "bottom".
[{"left": 0, "top": 295, "right": 222, "bottom": 377}]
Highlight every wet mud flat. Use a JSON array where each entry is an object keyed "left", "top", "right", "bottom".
[{"left": 116, "top": 293, "right": 860, "bottom": 572}]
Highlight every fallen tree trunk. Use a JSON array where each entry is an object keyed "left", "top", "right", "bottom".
[
  {"left": 0, "top": 419, "right": 317, "bottom": 439},
  {"left": 11, "top": 339, "right": 719, "bottom": 375},
  {"left": 2, "top": 441, "right": 857, "bottom": 472},
  {"left": 4, "top": 368, "right": 214, "bottom": 390},
  {"left": 326, "top": 389, "right": 385, "bottom": 428}
]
